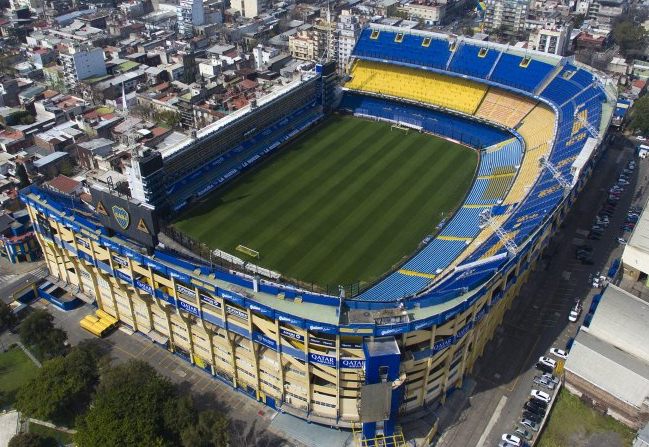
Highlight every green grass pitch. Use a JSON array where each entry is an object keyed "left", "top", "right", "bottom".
[{"left": 174, "top": 115, "right": 478, "bottom": 289}]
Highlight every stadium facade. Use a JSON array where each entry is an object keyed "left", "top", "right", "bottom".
[{"left": 21, "top": 26, "right": 616, "bottom": 443}]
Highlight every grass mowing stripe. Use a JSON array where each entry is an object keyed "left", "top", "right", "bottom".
[
  {"left": 274, "top": 128, "right": 412, "bottom": 277},
  {"left": 250, "top": 121, "right": 395, "bottom": 252},
  {"left": 316, "top": 138, "right": 475, "bottom": 284},
  {"left": 173, "top": 115, "right": 478, "bottom": 287},
  {"left": 295, "top": 132, "right": 445, "bottom": 281},
  {"left": 330, "top": 143, "right": 476, "bottom": 282},
  {"left": 176, "top": 116, "right": 366, "bottom": 240},
  {"left": 191, "top": 118, "right": 375, "bottom": 246}
]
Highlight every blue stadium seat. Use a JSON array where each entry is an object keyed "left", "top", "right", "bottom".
[
  {"left": 540, "top": 66, "right": 585, "bottom": 105},
  {"left": 353, "top": 28, "right": 452, "bottom": 70},
  {"left": 339, "top": 92, "right": 511, "bottom": 148},
  {"left": 449, "top": 43, "right": 501, "bottom": 79},
  {"left": 440, "top": 207, "right": 486, "bottom": 238},
  {"left": 490, "top": 54, "right": 555, "bottom": 92},
  {"left": 357, "top": 272, "right": 431, "bottom": 302},
  {"left": 403, "top": 239, "right": 468, "bottom": 274},
  {"left": 478, "top": 139, "right": 523, "bottom": 176}
]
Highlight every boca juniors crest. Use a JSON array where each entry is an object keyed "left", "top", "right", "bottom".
[{"left": 111, "top": 205, "right": 130, "bottom": 230}]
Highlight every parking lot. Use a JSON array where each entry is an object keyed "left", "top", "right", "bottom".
[{"left": 437, "top": 134, "right": 647, "bottom": 447}]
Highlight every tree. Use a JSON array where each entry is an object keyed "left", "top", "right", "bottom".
[
  {"left": 154, "top": 110, "right": 180, "bottom": 128},
  {"left": 180, "top": 410, "right": 229, "bottom": 447},
  {"left": 8, "top": 433, "right": 47, "bottom": 447},
  {"left": 0, "top": 301, "right": 17, "bottom": 332},
  {"left": 7, "top": 111, "right": 33, "bottom": 127},
  {"left": 15, "top": 163, "right": 30, "bottom": 189},
  {"left": 15, "top": 343, "right": 101, "bottom": 425},
  {"left": 612, "top": 20, "right": 647, "bottom": 58},
  {"left": 18, "top": 310, "right": 68, "bottom": 360},
  {"left": 75, "top": 361, "right": 181, "bottom": 447},
  {"left": 630, "top": 95, "right": 649, "bottom": 135},
  {"left": 18, "top": 114, "right": 35, "bottom": 125}
]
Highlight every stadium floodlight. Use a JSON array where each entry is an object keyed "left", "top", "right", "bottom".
[
  {"left": 539, "top": 156, "right": 570, "bottom": 190},
  {"left": 479, "top": 208, "right": 518, "bottom": 256},
  {"left": 573, "top": 106, "right": 599, "bottom": 140}
]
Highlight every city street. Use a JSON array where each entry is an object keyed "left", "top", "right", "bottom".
[{"left": 437, "top": 135, "right": 645, "bottom": 447}]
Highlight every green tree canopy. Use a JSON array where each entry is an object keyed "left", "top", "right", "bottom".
[
  {"left": 8, "top": 433, "right": 48, "bottom": 447},
  {"left": 630, "top": 95, "right": 649, "bottom": 135},
  {"left": 15, "top": 163, "right": 31, "bottom": 189},
  {"left": 18, "top": 310, "right": 68, "bottom": 360},
  {"left": 15, "top": 342, "right": 101, "bottom": 425},
  {"left": 75, "top": 361, "right": 183, "bottom": 447},
  {"left": 180, "top": 409, "right": 229, "bottom": 447},
  {"left": 0, "top": 301, "right": 17, "bottom": 332},
  {"left": 613, "top": 20, "right": 647, "bottom": 58}
]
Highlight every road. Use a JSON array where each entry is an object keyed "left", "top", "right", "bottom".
[
  {"left": 0, "top": 263, "right": 48, "bottom": 304},
  {"left": 436, "top": 134, "right": 645, "bottom": 447}
]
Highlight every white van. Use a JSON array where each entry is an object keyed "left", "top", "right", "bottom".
[{"left": 639, "top": 144, "right": 649, "bottom": 159}]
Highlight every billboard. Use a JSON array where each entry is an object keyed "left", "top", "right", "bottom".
[{"left": 90, "top": 186, "right": 159, "bottom": 248}]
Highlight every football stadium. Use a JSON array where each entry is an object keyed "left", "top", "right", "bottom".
[{"left": 21, "top": 25, "right": 616, "bottom": 444}]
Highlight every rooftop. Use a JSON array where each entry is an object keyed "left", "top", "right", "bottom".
[
  {"left": 566, "top": 329, "right": 649, "bottom": 409},
  {"left": 33, "top": 151, "right": 68, "bottom": 168},
  {"left": 623, "top": 197, "right": 649, "bottom": 275},
  {"left": 586, "top": 285, "right": 649, "bottom": 361},
  {"left": 47, "top": 175, "right": 80, "bottom": 194}
]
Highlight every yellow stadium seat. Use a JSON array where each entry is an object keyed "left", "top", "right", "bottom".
[
  {"left": 475, "top": 88, "right": 537, "bottom": 128},
  {"left": 345, "top": 60, "right": 487, "bottom": 115},
  {"left": 503, "top": 105, "right": 554, "bottom": 205}
]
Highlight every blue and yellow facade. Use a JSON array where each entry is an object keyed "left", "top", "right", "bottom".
[
  {"left": 0, "top": 209, "right": 40, "bottom": 263},
  {"left": 20, "top": 174, "right": 592, "bottom": 437}
]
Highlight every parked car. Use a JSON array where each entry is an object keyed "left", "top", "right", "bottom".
[
  {"left": 514, "top": 427, "right": 532, "bottom": 440},
  {"left": 524, "top": 400, "right": 546, "bottom": 416},
  {"left": 618, "top": 238, "right": 627, "bottom": 245},
  {"left": 533, "top": 376, "right": 556, "bottom": 390},
  {"left": 501, "top": 434, "right": 522, "bottom": 446},
  {"left": 541, "top": 373, "right": 559, "bottom": 385},
  {"left": 522, "top": 410, "right": 542, "bottom": 424},
  {"left": 531, "top": 389, "right": 551, "bottom": 403},
  {"left": 538, "top": 356, "right": 556, "bottom": 369},
  {"left": 527, "top": 395, "right": 548, "bottom": 409},
  {"left": 569, "top": 301, "right": 582, "bottom": 322},
  {"left": 592, "top": 274, "right": 604, "bottom": 288},
  {"left": 550, "top": 348, "right": 568, "bottom": 359},
  {"left": 520, "top": 419, "right": 539, "bottom": 432}
]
